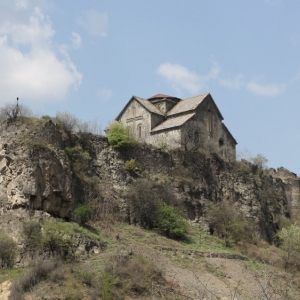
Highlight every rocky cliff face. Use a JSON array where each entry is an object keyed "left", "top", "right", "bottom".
[
  {"left": 0, "top": 119, "right": 73, "bottom": 217},
  {"left": 0, "top": 117, "right": 297, "bottom": 244}
]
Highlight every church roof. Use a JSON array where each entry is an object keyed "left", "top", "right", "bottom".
[
  {"left": 134, "top": 96, "right": 164, "bottom": 115},
  {"left": 167, "top": 93, "right": 209, "bottom": 116},
  {"left": 167, "top": 93, "right": 224, "bottom": 120},
  {"left": 115, "top": 95, "right": 164, "bottom": 120},
  {"left": 151, "top": 113, "right": 195, "bottom": 133}
]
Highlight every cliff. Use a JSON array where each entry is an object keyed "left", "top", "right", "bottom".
[{"left": 0, "top": 117, "right": 298, "bottom": 245}]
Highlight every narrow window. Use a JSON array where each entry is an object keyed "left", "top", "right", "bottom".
[
  {"left": 138, "top": 125, "right": 142, "bottom": 139},
  {"left": 219, "top": 138, "right": 224, "bottom": 147}
]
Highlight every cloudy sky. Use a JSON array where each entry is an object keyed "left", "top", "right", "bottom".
[{"left": 1, "top": 0, "right": 300, "bottom": 173}]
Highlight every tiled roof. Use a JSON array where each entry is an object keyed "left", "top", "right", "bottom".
[
  {"left": 134, "top": 96, "right": 164, "bottom": 115},
  {"left": 151, "top": 113, "right": 195, "bottom": 133},
  {"left": 167, "top": 94, "right": 209, "bottom": 116}
]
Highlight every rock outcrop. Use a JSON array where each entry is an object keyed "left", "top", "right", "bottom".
[{"left": 0, "top": 117, "right": 298, "bottom": 246}]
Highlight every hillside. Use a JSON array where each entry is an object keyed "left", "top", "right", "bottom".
[{"left": 0, "top": 115, "right": 299, "bottom": 299}]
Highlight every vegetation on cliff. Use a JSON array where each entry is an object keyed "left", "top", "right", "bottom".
[{"left": 0, "top": 106, "right": 300, "bottom": 298}]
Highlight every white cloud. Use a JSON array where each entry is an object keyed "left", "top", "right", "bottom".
[
  {"left": 70, "top": 32, "right": 82, "bottom": 49},
  {"left": 157, "top": 61, "right": 220, "bottom": 94},
  {"left": 78, "top": 10, "right": 108, "bottom": 37},
  {"left": 0, "top": 3, "right": 82, "bottom": 104},
  {"left": 219, "top": 73, "right": 244, "bottom": 89},
  {"left": 97, "top": 88, "right": 112, "bottom": 102},
  {"left": 247, "top": 80, "right": 286, "bottom": 96}
]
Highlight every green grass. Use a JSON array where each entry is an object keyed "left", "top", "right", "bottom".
[
  {"left": 43, "top": 219, "right": 105, "bottom": 242},
  {"left": 0, "top": 268, "right": 25, "bottom": 284}
]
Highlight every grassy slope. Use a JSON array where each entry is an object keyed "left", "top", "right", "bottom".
[{"left": 1, "top": 221, "right": 299, "bottom": 300}]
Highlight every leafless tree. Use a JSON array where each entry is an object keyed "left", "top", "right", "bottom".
[{"left": 0, "top": 102, "right": 33, "bottom": 120}]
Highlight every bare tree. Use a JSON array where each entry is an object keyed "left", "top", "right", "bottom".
[{"left": 0, "top": 102, "right": 33, "bottom": 120}]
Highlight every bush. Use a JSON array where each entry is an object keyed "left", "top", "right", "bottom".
[
  {"left": 42, "top": 228, "right": 73, "bottom": 259},
  {"left": 250, "top": 154, "right": 268, "bottom": 170},
  {"left": 0, "top": 232, "right": 17, "bottom": 268},
  {"left": 56, "top": 111, "right": 79, "bottom": 132},
  {"left": 277, "top": 223, "right": 300, "bottom": 268},
  {"left": 9, "top": 259, "right": 59, "bottom": 298},
  {"left": 207, "top": 202, "right": 254, "bottom": 246},
  {"left": 127, "top": 179, "right": 181, "bottom": 232},
  {"left": 73, "top": 205, "right": 94, "bottom": 225},
  {"left": 105, "top": 253, "right": 164, "bottom": 298},
  {"left": 106, "top": 122, "right": 134, "bottom": 148},
  {"left": 22, "top": 221, "right": 42, "bottom": 257},
  {"left": 156, "top": 203, "right": 187, "bottom": 239},
  {"left": 127, "top": 179, "right": 159, "bottom": 229},
  {"left": 125, "top": 159, "right": 136, "bottom": 172}
]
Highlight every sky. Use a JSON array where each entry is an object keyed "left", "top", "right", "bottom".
[{"left": 1, "top": 0, "right": 300, "bottom": 174}]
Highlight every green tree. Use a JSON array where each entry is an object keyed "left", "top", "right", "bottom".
[
  {"left": 0, "top": 232, "right": 17, "bottom": 268},
  {"left": 106, "top": 122, "right": 134, "bottom": 148},
  {"left": 156, "top": 203, "right": 187, "bottom": 239},
  {"left": 73, "top": 205, "right": 94, "bottom": 225},
  {"left": 22, "top": 221, "right": 42, "bottom": 258},
  {"left": 277, "top": 223, "right": 300, "bottom": 268}
]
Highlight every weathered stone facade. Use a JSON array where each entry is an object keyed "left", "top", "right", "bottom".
[{"left": 115, "top": 93, "right": 237, "bottom": 158}]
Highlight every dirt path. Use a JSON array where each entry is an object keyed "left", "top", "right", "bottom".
[
  {"left": 0, "top": 280, "right": 11, "bottom": 300},
  {"left": 134, "top": 245, "right": 292, "bottom": 299}
]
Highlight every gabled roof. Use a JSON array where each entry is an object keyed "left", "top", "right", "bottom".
[
  {"left": 151, "top": 113, "right": 195, "bottom": 133},
  {"left": 167, "top": 93, "right": 224, "bottom": 120},
  {"left": 135, "top": 96, "right": 164, "bottom": 115},
  {"left": 115, "top": 95, "right": 164, "bottom": 121},
  {"left": 167, "top": 94, "right": 209, "bottom": 116}
]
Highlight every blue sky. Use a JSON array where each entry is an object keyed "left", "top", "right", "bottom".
[{"left": 1, "top": 0, "right": 300, "bottom": 173}]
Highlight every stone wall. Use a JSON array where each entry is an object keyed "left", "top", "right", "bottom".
[{"left": 118, "top": 99, "right": 153, "bottom": 143}]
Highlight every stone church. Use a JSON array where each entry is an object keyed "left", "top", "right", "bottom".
[{"left": 115, "top": 93, "right": 237, "bottom": 158}]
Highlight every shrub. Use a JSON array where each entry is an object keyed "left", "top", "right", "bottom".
[
  {"left": 73, "top": 205, "right": 94, "bottom": 225},
  {"left": 9, "top": 259, "right": 59, "bottom": 298},
  {"left": 207, "top": 202, "right": 254, "bottom": 246},
  {"left": 106, "top": 122, "right": 134, "bottom": 148},
  {"left": 156, "top": 203, "right": 187, "bottom": 239},
  {"left": 0, "top": 232, "right": 17, "bottom": 268},
  {"left": 127, "top": 179, "right": 159, "bottom": 229},
  {"left": 127, "top": 179, "right": 181, "bottom": 231},
  {"left": 277, "top": 223, "right": 300, "bottom": 268},
  {"left": 22, "top": 221, "right": 42, "bottom": 256},
  {"left": 42, "top": 224, "right": 74, "bottom": 259},
  {"left": 125, "top": 159, "right": 136, "bottom": 172},
  {"left": 105, "top": 253, "right": 164, "bottom": 298},
  {"left": 250, "top": 154, "right": 268, "bottom": 170},
  {"left": 56, "top": 111, "right": 79, "bottom": 132}
]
